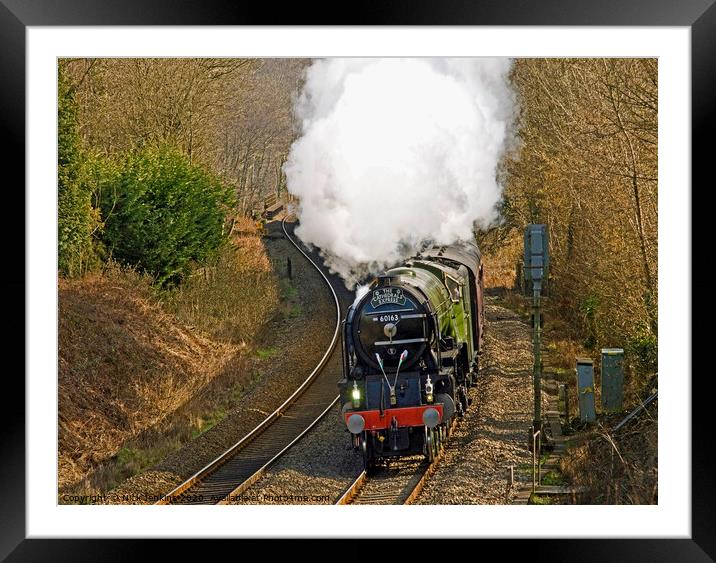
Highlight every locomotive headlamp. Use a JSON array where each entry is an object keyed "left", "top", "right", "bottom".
[
  {"left": 351, "top": 381, "right": 361, "bottom": 407},
  {"left": 425, "top": 376, "right": 434, "bottom": 404}
]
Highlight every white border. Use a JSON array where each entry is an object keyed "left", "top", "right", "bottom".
[{"left": 27, "top": 27, "right": 690, "bottom": 538}]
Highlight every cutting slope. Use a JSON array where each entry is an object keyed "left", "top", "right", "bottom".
[{"left": 58, "top": 267, "right": 237, "bottom": 491}]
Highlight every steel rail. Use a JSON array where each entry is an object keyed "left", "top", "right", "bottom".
[
  {"left": 337, "top": 418, "right": 457, "bottom": 505},
  {"left": 155, "top": 214, "right": 341, "bottom": 505},
  {"left": 335, "top": 471, "right": 367, "bottom": 505},
  {"left": 216, "top": 396, "right": 339, "bottom": 504}
]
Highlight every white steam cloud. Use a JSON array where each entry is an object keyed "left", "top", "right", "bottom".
[{"left": 284, "top": 58, "right": 516, "bottom": 287}]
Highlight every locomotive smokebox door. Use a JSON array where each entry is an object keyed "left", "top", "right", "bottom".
[{"left": 523, "top": 224, "right": 549, "bottom": 294}]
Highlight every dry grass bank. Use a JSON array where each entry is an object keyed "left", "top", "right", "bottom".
[
  {"left": 561, "top": 399, "right": 658, "bottom": 504},
  {"left": 58, "top": 266, "right": 235, "bottom": 490},
  {"left": 478, "top": 229, "right": 522, "bottom": 290},
  {"left": 165, "top": 217, "right": 279, "bottom": 345},
  {"left": 58, "top": 219, "right": 280, "bottom": 496}
]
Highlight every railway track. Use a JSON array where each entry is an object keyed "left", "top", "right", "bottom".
[
  {"left": 337, "top": 420, "right": 456, "bottom": 505},
  {"left": 155, "top": 215, "right": 341, "bottom": 505}
]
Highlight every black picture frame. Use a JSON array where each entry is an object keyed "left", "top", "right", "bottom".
[{"left": 3, "top": 1, "right": 709, "bottom": 560}]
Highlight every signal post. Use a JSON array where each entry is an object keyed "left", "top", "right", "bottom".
[{"left": 524, "top": 224, "right": 549, "bottom": 449}]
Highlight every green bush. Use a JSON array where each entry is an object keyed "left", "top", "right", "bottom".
[
  {"left": 627, "top": 322, "right": 658, "bottom": 377},
  {"left": 58, "top": 68, "right": 101, "bottom": 277},
  {"left": 579, "top": 294, "right": 600, "bottom": 350},
  {"left": 100, "top": 147, "right": 235, "bottom": 286}
]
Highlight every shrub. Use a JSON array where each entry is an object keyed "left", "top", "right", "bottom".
[
  {"left": 627, "top": 322, "right": 658, "bottom": 377},
  {"left": 578, "top": 294, "right": 600, "bottom": 350},
  {"left": 100, "top": 146, "right": 235, "bottom": 286},
  {"left": 58, "top": 68, "right": 101, "bottom": 277}
]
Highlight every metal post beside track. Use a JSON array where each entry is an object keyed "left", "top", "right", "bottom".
[
  {"left": 532, "top": 427, "right": 542, "bottom": 495},
  {"left": 532, "top": 286, "right": 542, "bottom": 436},
  {"left": 564, "top": 383, "right": 570, "bottom": 424},
  {"left": 524, "top": 224, "right": 548, "bottom": 441}
]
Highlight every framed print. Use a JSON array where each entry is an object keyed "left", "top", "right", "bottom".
[{"left": 4, "top": 0, "right": 710, "bottom": 559}]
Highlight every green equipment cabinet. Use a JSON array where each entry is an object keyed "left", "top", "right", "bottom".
[
  {"left": 576, "top": 358, "right": 596, "bottom": 423},
  {"left": 601, "top": 348, "right": 625, "bottom": 413}
]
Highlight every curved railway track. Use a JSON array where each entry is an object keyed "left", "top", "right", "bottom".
[{"left": 156, "top": 215, "right": 342, "bottom": 505}]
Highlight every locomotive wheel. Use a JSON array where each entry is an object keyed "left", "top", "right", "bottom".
[
  {"left": 361, "top": 432, "right": 374, "bottom": 472},
  {"left": 435, "top": 426, "right": 443, "bottom": 456},
  {"left": 425, "top": 427, "right": 435, "bottom": 463},
  {"left": 459, "top": 387, "right": 469, "bottom": 414}
]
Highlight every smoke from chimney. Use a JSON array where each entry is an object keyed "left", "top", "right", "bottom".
[{"left": 284, "top": 58, "right": 517, "bottom": 287}]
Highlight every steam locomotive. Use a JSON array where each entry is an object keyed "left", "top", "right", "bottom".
[{"left": 338, "top": 242, "right": 485, "bottom": 470}]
